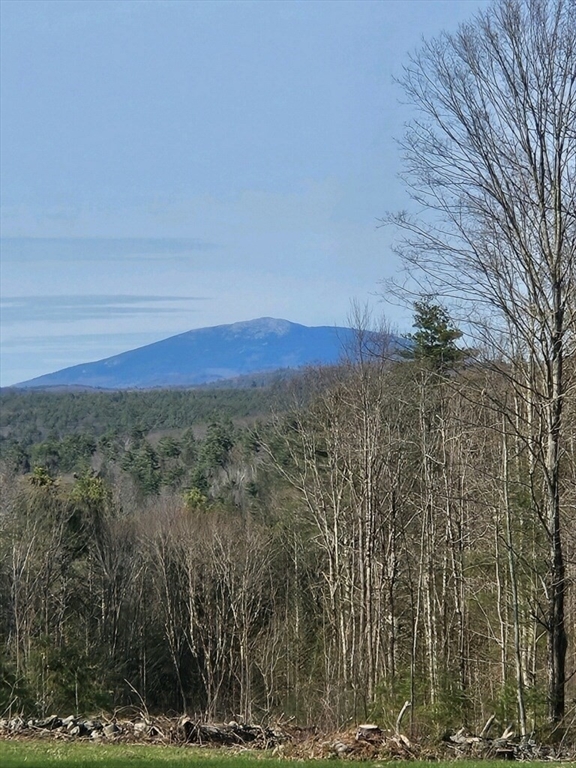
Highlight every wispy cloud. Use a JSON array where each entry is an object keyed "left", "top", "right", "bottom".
[
  {"left": 1, "top": 331, "right": 164, "bottom": 350},
  {"left": 1, "top": 295, "right": 208, "bottom": 325},
  {"left": 0, "top": 237, "right": 218, "bottom": 262}
]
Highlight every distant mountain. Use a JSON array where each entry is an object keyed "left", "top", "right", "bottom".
[{"left": 14, "top": 318, "right": 386, "bottom": 390}]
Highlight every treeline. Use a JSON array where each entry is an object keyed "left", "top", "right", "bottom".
[
  {"left": 1, "top": 319, "right": 574, "bottom": 738},
  {"left": 0, "top": 384, "right": 284, "bottom": 449}
]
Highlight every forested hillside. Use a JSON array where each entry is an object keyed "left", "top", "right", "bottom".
[
  {"left": 0, "top": 385, "right": 284, "bottom": 470},
  {"left": 1, "top": 327, "right": 574, "bottom": 737}
]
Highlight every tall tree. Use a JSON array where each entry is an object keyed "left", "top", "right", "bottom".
[
  {"left": 406, "top": 299, "right": 463, "bottom": 373},
  {"left": 389, "top": 0, "right": 575, "bottom": 721}
]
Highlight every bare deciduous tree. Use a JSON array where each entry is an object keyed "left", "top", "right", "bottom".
[{"left": 388, "top": 0, "right": 576, "bottom": 721}]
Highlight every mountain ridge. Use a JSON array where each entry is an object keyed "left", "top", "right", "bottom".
[{"left": 14, "top": 317, "right": 367, "bottom": 390}]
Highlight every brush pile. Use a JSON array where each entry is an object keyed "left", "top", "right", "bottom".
[
  {"left": 443, "top": 720, "right": 558, "bottom": 761},
  {"left": 277, "top": 719, "right": 572, "bottom": 762}
]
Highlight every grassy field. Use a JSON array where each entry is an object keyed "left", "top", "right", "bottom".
[{"left": 0, "top": 741, "right": 569, "bottom": 768}]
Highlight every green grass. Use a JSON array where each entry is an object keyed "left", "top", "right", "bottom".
[
  {"left": 0, "top": 742, "right": 266, "bottom": 767},
  {"left": 0, "top": 742, "right": 569, "bottom": 768}
]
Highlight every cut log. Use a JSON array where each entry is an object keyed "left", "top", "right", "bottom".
[{"left": 356, "top": 723, "right": 382, "bottom": 742}]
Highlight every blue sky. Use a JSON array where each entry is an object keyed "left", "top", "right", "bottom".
[{"left": 0, "top": 0, "right": 487, "bottom": 386}]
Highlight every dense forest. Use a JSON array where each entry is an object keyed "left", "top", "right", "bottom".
[{"left": 0, "top": 384, "right": 283, "bottom": 445}]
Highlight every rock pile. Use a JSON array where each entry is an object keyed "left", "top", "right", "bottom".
[
  {"left": 0, "top": 715, "right": 157, "bottom": 741},
  {"left": 0, "top": 715, "right": 285, "bottom": 747}
]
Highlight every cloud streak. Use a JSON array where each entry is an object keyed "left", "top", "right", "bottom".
[
  {"left": 1, "top": 331, "right": 165, "bottom": 350},
  {"left": 0, "top": 237, "right": 218, "bottom": 262},
  {"left": 1, "top": 295, "right": 208, "bottom": 325}
]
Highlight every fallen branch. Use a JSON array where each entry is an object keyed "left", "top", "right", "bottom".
[{"left": 395, "top": 700, "right": 411, "bottom": 735}]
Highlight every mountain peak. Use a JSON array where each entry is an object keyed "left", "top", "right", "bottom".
[{"left": 225, "top": 317, "right": 296, "bottom": 338}]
